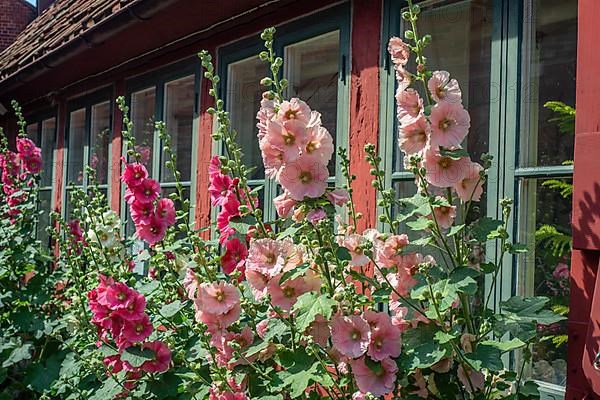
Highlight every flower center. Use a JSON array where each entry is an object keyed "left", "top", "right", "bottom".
[
  {"left": 136, "top": 323, "right": 144, "bottom": 333},
  {"left": 283, "top": 286, "right": 295, "bottom": 298},
  {"left": 283, "top": 132, "right": 295, "bottom": 145},
  {"left": 215, "top": 289, "right": 225, "bottom": 302},
  {"left": 306, "top": 141, "right": 317, "bottom": 153},
  {"left": 118, "top": 292, "right": 126, "bottom": 301},
  {"left": 145, "top": 189, "right": 152, "bottom": 196},
  {"left": 134, "top": 171, "right": 141, "bottom": 179},
  {"left": 285, "top": 109, "right": 297, "bottom": 119},
  {"left": 438, "top": 157, "right": 452, "bottom": 169},
  {"left": 436, "top": 86, "right": 446, "bottom": 99},
  {"left": 299, "top": 171, "right": 312, "bottom": 183},
  {"left": 351, "top": 330, "right": 360, "bottom": 340}
]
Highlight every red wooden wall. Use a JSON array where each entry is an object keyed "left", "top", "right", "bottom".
[{"left": 567, "top": 0, "right": 600, "bottom": 397}]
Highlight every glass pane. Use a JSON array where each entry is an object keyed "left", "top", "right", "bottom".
[
  {"left": 394, "top": 0, "right": 493, "bottom": 170},
  {"left": 228, "top": 57, "right": 268, "bottom": 180},
  {"left": 40, "top": 118, "right": 55, "bottom": 187},
  {"left": 520, "top": 0, "right": 577, "bottom": 167},
  {"left": 90, "top": 101, "right": 111, "bottom": 185},
  {"left": 285, "top": 31, "right": 340, "bottom": 175},
  {"left": 37, "top": 189, "right": 52, "bottom": 247},
  {"left": 517, "top": 178, "right": 571, "bottom": 386},
  {"left": 26, "top": 123, "right": 38, "bottom": 139},
  {"left": 67, "top": 108, "right": 86, "bottom": 186},
  {"left": 131, "top": 87, "right": 156, "bottom": 172},
  {"left": 163, "top": 75, "right": 195, "bottom": 183}
]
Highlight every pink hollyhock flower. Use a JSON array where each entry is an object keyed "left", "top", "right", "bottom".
[
  {"left": 352, "top": 392, "right": 367, "bottom": 400},
  {"left": 121, "top": 313, "right": 153, "bottom": 343},
  {"left": 263, "top": 119, "right": 305, "bottom": 163},
  {"left": 273, "top": 191, "right": 296, "bottom": 218},
  {"left": 277, "top": 98, "right": 311, "bottom": 124},
  {"left": 330, "top": 314, "right": 371, "bottom": 358},
  {"left": 132, "top": 178, "right": 160, "bottom": 204},
  {"left": 16, "top": 138, "right": 37, "bottom": 157},
  {"left": 399, "top": 115, "right": 430, "bottom": 155},
  {"left": 396, "top": 88, "right": 424, "bottom": 125},
  {"left": 245, "top": 269, "right": 270, "bottom": 300},
  {"left": 388, "top": 37, "right": 410, "bottom": 66},
  {"left": 130, "top": 200, "right": 154, "bottom": 225},
  {"left": 388, "top": 270, "right": 418, "bottom": 298},
  {"left": 279, "top": 155, "right": 328, "bottom": 201},
  {"left": 121, "top": 161, "right": 148, "bottom": 188},
  {"left": 209, "top": 173, "right": 233, "bottom": 206},
  {"left": 221, "top": 237, "right": 248, "bottom": 275},
  {"left": 136, "top": 216, "right": 167, "bottom": 246},
  {"left": 105, "top": 282, "right": 134, "bottom": 310},
  {"left": 259, "top": 138, "right": 286, "bottom": 179},
  {"left": 429, "top": 102, "right": 470, "bottom": 148},
  {"left": 327, "top": 188, "right": 350, "bottom": 206},
  {"left": 307, "top": 208, "right": 327, "bottom": 225},
  {"left": 103, "top": 355, "right": 124, "bottom": 374},
  {"left": 155, "top": 198, "right": 176, "bottom": 226},
  {"left": 553, "top": 263, "right": 570, "bottom": 280},
  {"left": 423, "top": 147, "right": 470, "bottom": 188},
  {"left": 256, "top": 92, "right": 278, "bottom": 140},
  {"left": 390, "top": 306, "right": 411, "bottom": 332},
  {"left": 114, "top": 291, "right": 146, "bottom": 320},
  {"left": 364, "top": 311, "right": 402, "bottom": 361},
  {"left": 380, "top": 234, "right": 410, "bottom": 259},
  {"left": 304, "top": 125, "right": 334, "bottom": 165},
  {"left": 351, "top": 356, "right": 398, "bottom": 397},
  {"left": 198, "top": 302, "right": 241, "bottom": 333},
  {"left": 246, "top": 238, "right": 284, "bottom": 278},
  {"left": 428, "top": 70, "right": 462, "bottom": 104},
  {"left": 140, "top": 341, "right": 171, "bottom": 373},
  {"left": 199, "top": 281, "right": 240, "bottom": 315},
  {"left": 454, "top": 161, "right": 484, "bottom": 202},
  {"left": 432, "top": 198, "right": 457, "bottom": 229},
  {"left": 342, "top": 234, "right": 369, "bottom": 267},
  {"left": 308, "top": 314, "right": 330, "bottom": 348},
  {"left": 256, "top": 319, "right": 270, "bottom": 339},
  {"left": 268, "top": 275, "right": 308, "bottom": 311},
  {"left": 183, "top": 268, "right": 199, "bottom": 300}
]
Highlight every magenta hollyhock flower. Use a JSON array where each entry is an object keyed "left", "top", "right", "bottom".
[
  {"left": 303, "top": 124, "right": 334, "bottom": 165},
  {"left": 105, "top": 282, "right": 134, "bottom": 310},
  {"left": 130, "top": 200, "right": 154, "bottom": 225},
  {"left": 351, "top": 356, "right": 398, "bottom": 397},
  {"left": 553, "top": 263, "right": 570, "bottom": 280},
  {"left": 428, "top": 70, "right": 462, "bottom": 104},
  {"left": 429, "top": 101, "right": 470, "bottom": 148},
  {"left": 132, "top": 178, "right": 160, "bottom": 204},
  {"left": 209, "top": 173, "right": 233, "bottom": 206},
  {"left": 272, "top": 191, "right": 296, "bottom": 218},
  {"left": 399, "top": 115, "right": 430, "bottom": 155},
  {"left": 396, "top": 88, "right": 423, "bottom": 125},
  {"left": 277, "top": 98, "right": 311, "bottom": 124},
  {"left": 22, "top": 152, "right": 42, "bottom": 174},
  {"left": 331, "top": 315, "right": 371, "bottom": 358},
  {"left": 113, "top": 291, "right": 146, "bottom": 320},
  {"left": 246, "top": 238, "right": 284, "bottom": 278},
  {"left": 267, "top": 275, "right": 308, "bottom": 311},
  {"left": 121, "top": 161, "right": 148, "bottom": 188},
  {"left": 140, "top": 340, "right": 171, "bottom": 373},
  {"left": 423, "top": 146, "right": 470, "bottom": 188},
  {"left": 454, "top": 161, "right": 484, "bottom": 202},
  {"left": 364, "top": 311, "right": 402, "bottom": 361},
  {"left": 209, "top": 155, "right": 222, "bottom": 177},
  {"left": 216, "top": 193, "right": 240, "bottom": 243},
  {"left": 279, "top": 154, "right": 328, "bottom": 201},
  {"left": 221, "top": 237, "right": 248, "bottom": 275},
  {"left": 103, "top": 355, "right": 124, "bottom": 374},
  {"left": 16, "top": 137, "right": 37, "bottom": 157},
  {"left": 155, "top": 198, "right": 176, "bottom": 226},
  {"left": 136, "top": 216, "right": 167, "bottom": 246},
  {"left": 120, "top": 313, "right": 153, "bottom": 343},
  {"left": 199, "top": 281, "right": 240, "bottom": 315}
]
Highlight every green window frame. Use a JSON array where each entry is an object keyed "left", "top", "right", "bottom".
[
  {"left": 381, "top": 0, "right": 575, "bottom": 397},
  {"left": 64, "top": 88, "right": 113, "bottom": 220},
  {"left": 123, "top": 59, "right": 201, "bottom": 233},
  {"left": 217, "top": 3, "right": 351, "bottom": 222}
]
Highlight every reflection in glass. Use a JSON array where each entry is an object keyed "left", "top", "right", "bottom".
[
  {"left": 521, "top": 0, "right": 577, "bottom": 167},
  {"left": 518, "top": 178, "right": 571, "bottom": 386},
  {"left": 163, "top": 75, "right": 195, "bottom": 183},
  {"left": 131, "top": 87, "right": 156, "bottom": 173},
  {"left": 90, "top": 102, "right": 111, "bottom": 185},
  {"left": 67, "top": 109, "right": 86, "bottom": 185},
  {"left": 228, "top": 57, "right": 267, "bottom": 180},
  {"left": 40, "top": 118, "right": 55, "bottom": 188},
  {"left": 394, "top": 0, "right": 493, "bottom": 170},
  {"left": 37, "top": 190, "right": 52, "bottom": 247},
  {"left": 285, "top": 31, "right": 340, "bottom": 174}
]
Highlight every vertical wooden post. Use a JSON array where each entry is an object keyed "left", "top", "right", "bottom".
[
  {"left": 110, "top": 80, "right": 125, "bottom": 213},
  {"left": 52, "top": 99, "right": 66, "bottom": 256},
  {"left": 567, "top": 0, "right": 600, "bottom": 397}
]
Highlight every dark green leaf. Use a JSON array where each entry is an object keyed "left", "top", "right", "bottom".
[
  {"left": 121, "top": 346, "right": 154, "bottom": 368},
  {"left": 470, "top": 217, "right": 503, "bottom": 242},
  {"left": 292, "top": 292, "right": 336, "bottom": 332}
]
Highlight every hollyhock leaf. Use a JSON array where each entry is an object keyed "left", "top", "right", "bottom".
[
  {"left": 447, "top": 224, "right": 465, "bottom": 237},
  {"left": 336, "top": 246, "right": 352, "bottom": 261},
  {"left": 399, "top": 325, "right": 450, "bottom": 370},
  {"left": 278, "top": 349, "right": 332, "bottom": 398},
  {"left": 137, "top": 280, "right": 160, "bottom": 295},
  {"left": 89, "top": 378, "right": 122, "bottom": 400},
  {"left": 292, "top": 292, "right": 336, "bottom": 332},
  {"left": 244, "top": 340, "right": 271, "bottom": 358},
  {"left": 493, "top": 296, "right": 565, "bottom": 341},
  {"left": 2, "top": 343, "right": 32, "bottom": 368},
  {"left": 160, "top": 300, "right": 186, "bottom": 318},
  {"left": 518, "top": 380, "right": 541, "bottom": 398},
  {"left": 480, "top": 338, "right": 526, "bottom": 353},
  {"left": 121, "top": 346, "right": 155, "bottom": 368},
  {"left": 372, "top": 287, "right": 392, "bottom": 303},
  {"left": 509, "top": 243, "right": 529, "bottom": 254},
  {"left": 434, "top": 331, "right": 458, "bottom": 344},
  {"left": 98, "top": 345, "right": 118, "bottom": 357},
  {"left": 464, "top": 344, "right": 503, "bottom": 371},
  {"left": 277, "top": 223, "right": 301, "bottom": 239},
  {"left": 396, "top": 194, "right": 432, "bottom": 222},
  {"left": 406, "top": 217, "right": 433, "bottom": 231},
  {"left": 136, "top": 249, "right": 152, "bottom": 262},
  {"left": 228, "top": 216, "right": 254, "bottom": 234},
  {"left": 279, "top": 263, "right": 310, "bottom": 284},
  {"left": 448, "top": 268, "right": 479, "bottom": 295},
  {"left": 24, "top": 351, "right": 62, "bottom": 392},
  {"left": 470, "top": 217, "right": 503, "bottom": 242},
  {"left": 439, "top": 147, "right": 470, "bottom": 160},
  {"left": 480, "top": 262, "right": 496, "bottom": 274}
]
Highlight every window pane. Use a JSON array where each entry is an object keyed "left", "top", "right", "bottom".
[
  {"left": 163, "top": 75, "right": 195, "bottom": 183},
  {"left": 90, "top": 102, "right": 111, "bottom": 185},
  {"left": 520, "top": 0, "right": 577, "bottom": 167},
  {"left": 131, "top": 87, "right": 156, "bottom": 172},
  {"left": 26, "top": 123, "right": 38, "bottom": 139},
  {"left": 37, "top": 189, "right": 52, "bottom": 247},
  {"left": 67, "top": 108, "right": 86, "bottom": 186},
  {"left": 394, "top": 0, "right": 493, "bottom": 170},
  {"left": 285, "top": 31, "right": 340, "bottom": 175},
  {"left": 518, "top": 178, "right": 571, "bottom": 386},
  {"left": 40, "top": 118, "right": 55, "bottom": 188},
  {"left": 228, "top": 57, "right": 267, "bottom": 180}
]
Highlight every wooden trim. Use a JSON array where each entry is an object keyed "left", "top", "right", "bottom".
[{"left": 110, "top": 80, "right": 125, "bottom": 213}]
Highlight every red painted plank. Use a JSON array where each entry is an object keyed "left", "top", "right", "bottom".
[
  {"left": 52, "top": 100, "right": 66, "bottom": 256},
  {"left": 110, "top": 80, "right": 124, "bottom": 213}
]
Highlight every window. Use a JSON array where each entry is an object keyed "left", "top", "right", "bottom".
[
  {"left": 125, "top": 63, "right": 199, "bottom": 236},
  {"left": 516, "top": 0, "right": 577, "bottom": 391},
  {"left": 219, "top": 5, "right": 350, "bottom": 220},
  {"left": 65, "top": 93, "right": 112, "bottom": 220},
  {"left": 27, "top": 117, "right": 56, "bottom": 245}
]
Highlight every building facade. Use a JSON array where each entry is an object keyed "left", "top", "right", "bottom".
[{"left": 0, "top": 0, "right": 595, "bottom": 398}]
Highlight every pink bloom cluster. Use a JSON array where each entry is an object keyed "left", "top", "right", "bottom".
[
  {"left": 0, "top": 137, "right": 43, "bottom": 219},
  {"left": 88, "top": 275, "right": 172, "bottom": 383},
  {"left": 256, "top": 95, "right": 333, "bottom": 201},
  {"left": 388, "top": 38, "right": 484, "bottom": 203},
  {"left": 121, "top": 158, "right": 175, "bottom": 245}
]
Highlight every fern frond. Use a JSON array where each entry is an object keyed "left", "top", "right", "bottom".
[
  {"left": 535, "top": 224, "right": 572, "bottom": 258},
  {"left": 541, "top": 179, "right": 573, "bottom": 199},
  {"left": 544, "top": 101, "right": 575, "bottom": 135}
]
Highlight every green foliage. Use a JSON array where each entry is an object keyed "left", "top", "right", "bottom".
[
  {"left": 535, "top": 224, "right": 572, "bottom": 258},
  {"left": 541, "top": 179, "right": 573, "bottom": 199},
  {"left": 543, "top": 101, "right": 575, "bottom": 136}
]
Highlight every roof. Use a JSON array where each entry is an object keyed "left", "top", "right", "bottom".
[{"left": 0, "top": 0, "right": 141, "bottom": 81}]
